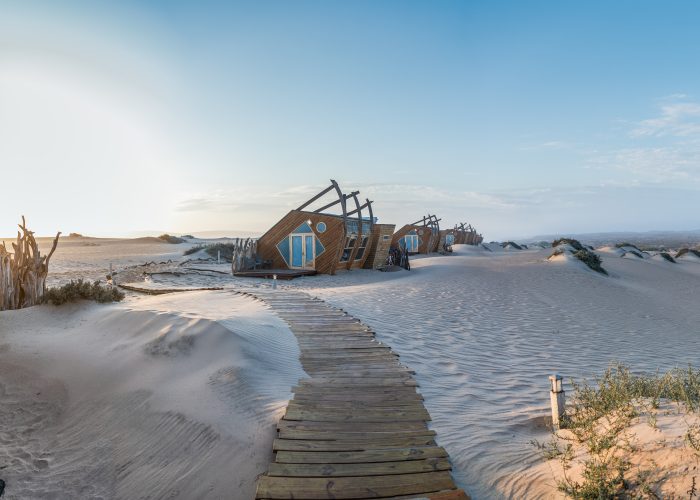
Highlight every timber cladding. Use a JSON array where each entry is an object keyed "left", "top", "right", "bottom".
[
  {"left": 257, "top": 210, "right": 346, "bottom": 275},
  {"left": 364, "top": 224, "right": 396, "bottom": 269},
  {"left": 257, "top": 209, "right": 376, "bottom": 275},
  {"left": 391, "top": 224, "right": 436, "bottom": 254},
  {"left": 438, "top": 229, "right": 455, "bottom": 250}
]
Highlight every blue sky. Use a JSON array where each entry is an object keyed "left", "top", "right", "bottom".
[{"left": 2, "top": 1, "right": 700, "bottom": 239}]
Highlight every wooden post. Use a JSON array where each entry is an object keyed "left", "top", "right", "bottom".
[{"left": 549, "top": 374, "right": 565, "bottom": 429}]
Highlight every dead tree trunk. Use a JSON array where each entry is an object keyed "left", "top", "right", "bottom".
[{"left": 0, "top": 217, "right": 60, "bottom": 311}]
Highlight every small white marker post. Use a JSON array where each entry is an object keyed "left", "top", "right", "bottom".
[
  {"left": 549, "top": 374, "right": 565, "bottom": 429},
  {"left": 272, "top": 274, "right": 277, "bottom": 290},
  {"left": 217, "top": 250, "right": 221, "bottom": 265}
]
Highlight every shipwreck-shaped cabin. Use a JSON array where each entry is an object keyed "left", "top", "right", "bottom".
[
  {"left": 452, "top": 222, "right": 483, "bottom": 246},
  {"left": 438, "top": 228, "right": 457, "bottom": 252},
  {"left": 254, "top": 180, "right": 394, "bottom": 275},
  {"left": 391, "top": 214, "right": 441, "bottom": 254}
]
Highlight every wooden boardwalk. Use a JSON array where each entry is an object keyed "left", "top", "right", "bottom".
[{"left": 240, "top": 289, "right": 469, "bottom": 500}]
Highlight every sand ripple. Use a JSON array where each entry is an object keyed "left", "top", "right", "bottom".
[{"left": 286, "top": 247, "right": 700, "bottom": 498}]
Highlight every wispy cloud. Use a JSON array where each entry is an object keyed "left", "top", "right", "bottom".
[
  {"left": 631, "top": 97, "right": 700, "bottom": 138},
  {"left": 588, "top": 95, "right": 700, "bottom": 183}
]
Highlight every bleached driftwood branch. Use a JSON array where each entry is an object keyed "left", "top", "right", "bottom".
[{"left": 0, "top": 216, "right": 60, "bottom": 310}]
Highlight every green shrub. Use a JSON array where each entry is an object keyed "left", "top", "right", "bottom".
[
  {"left": 158, "top": 234, "right": 185, "bottom": 244},
  {"left": 624, "top": 250, "right": 644, "bottom": 259},
  {"left": 676, "top": 248, "right": 700, "bottom": 259},
  {"left": 615, "top": 242, "right": 641, "bottom": 251},
  {"left": 183, "top": 244, "right": 206, "bottom": 256},
  {"left": 45, "top": 280, "right": 125, "bottom": 305},
  {"left": 543, "top": 363, "right": 700, "bottom": 498},
  {"left": 501, "top": 241, "right": 523, "bottom": 250},
  {"left": 181, "top": 234, "right": 195, "bottom": 239},
  {"left": 552, "top": 238, "right": 584, "bottom": 251},
  {"left": 660, "top": 252, "right": 676, "bottom": 263},
  {"left": 573, "top": 249, "right": 607, "bottom": 275}
]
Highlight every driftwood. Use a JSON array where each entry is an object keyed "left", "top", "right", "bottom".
[
  {"left": 0, "top": 217, "right": 60, "bottom": 310},
  {"left": 231, "top": 238, "right": 258, "bottom": 273}
]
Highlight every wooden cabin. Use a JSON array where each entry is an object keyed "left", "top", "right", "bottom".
[
  {"left": 255, "top": 180, "right": 394, "bottom": 275},
  {"left": 452, "top": 222, "right": 483, "bottom": 246},
  {"left": 438, "top": 228, "right": 457, "bottom": 252},
  {"left": 391, "top": 215, "right": 441, "bottom": 254}
]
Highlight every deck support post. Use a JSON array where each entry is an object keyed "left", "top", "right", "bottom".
[
  {"left": 549, "top": 374, "right": 565, "bottom": 429},
  {"left": 272, "top": 274, "right": 277, "bottom": 289}
]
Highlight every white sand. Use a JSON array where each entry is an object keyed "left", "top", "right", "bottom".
[
  {"left": 274, "top": 244, "right": 700, "bottom": 498},
  {"left": 0, "top": 290, "right": 305, "bottom": 499},
  {"left": 4, "top": 239, "right": 700, "bottom": 498}
]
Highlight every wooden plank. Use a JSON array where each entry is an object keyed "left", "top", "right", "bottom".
[
  {"left": 273, "top": 436, "right": 436, "bottom": 451},
  {"left": 255, "top": 471, "right": 455, "bottom": 499},
  {"left": 274, "top": 447, "right": 448, "bottom": 464},
  {"left": 277, "top": 429, "right": 437, "bottom": 441},
  {"left": 248, "top": 289, "right": 462, "bottom": 499},
  {"left": 283, "top": 408, "right": 430, "bottom": 422},
  {"left": 266, "top": 458, "right": 451, "bottom": 477},
  {"left": 277, "top": 420, "right": 430, "bottom": 432}
]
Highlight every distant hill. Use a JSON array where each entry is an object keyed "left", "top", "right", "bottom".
[{"left": 527, "top": 230, "right": 700, "bottom": 249}]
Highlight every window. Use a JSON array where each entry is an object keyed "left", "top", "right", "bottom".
[
  {"left": 316, "top": 222, "right": 327, "bottom": 233},
  {"left": 340, "top": 235, "right": 357, "bottom": 262},
  {"left": 400, "top": 234, "right": 419, "bottom": 252},
  {"left": 354, "top": 236, "right": 369, "bottom": 260}
]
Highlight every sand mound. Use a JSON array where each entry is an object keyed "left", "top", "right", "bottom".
[
  {"left": 0, "top": 291, "right": 305, "bottom": 499},
  {"left": 651, "top": 252, "right": 677, "bottom": 263},
  {"left": 676, "top": 248, "right": 700, "bottom": 261}
]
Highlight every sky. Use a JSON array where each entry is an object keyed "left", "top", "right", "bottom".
[{"left": 2, "top": 1, "right": 700, "bottom": 240}]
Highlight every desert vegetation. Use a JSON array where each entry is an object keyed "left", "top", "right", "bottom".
[
  {"left": 158, "top": 234, "right": 186, "bottom": 244},
  {"left": 550, "top": 239, "right": 608, "bottom": 275},
  {"left": 552, "top": 238, "right": 585, "bottom": 251},
  {"left": 537, "top": 363, "right": 700, "bottom": 499},
  {"left": 501, "top": 241, "right": 523, "bottom": 250},
  {"left": 45, "top": 279, "right": 125, "bottom": 305},
  {"left": 676, "top": 248, "right": 700, "bottom": 259},
  {"left": 182, "top": 242, "right": 239, "bottom": 262},
  {"left": 573, "top": 249, "right": 607, "bottom": 274},
  {"left": 615, "top": 242, "right": 642, "bottom": 251},
  {"left": 659, "top": 252, "right": 676, "bottom": 263}
]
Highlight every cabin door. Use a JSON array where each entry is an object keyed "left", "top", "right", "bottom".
[{"left": 290, "top": 234, "right": 315, "bottom": 269}]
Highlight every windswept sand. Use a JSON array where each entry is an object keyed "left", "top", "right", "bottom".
[
  {"left": 3, "top": 241, "right": 700, "bottom": 498},
  {"left": 0, "top": 291, "right": 305, "bottom": 499},
  {"left": 278, "top": 245, "right": 700, "bottom": 498}
]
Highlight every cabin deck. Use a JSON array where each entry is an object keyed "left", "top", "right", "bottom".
[
  {"left": 239, "top": 289, "right": 469, "bottom": 500},
  {"left": 233, "top": 269, "right": 318, "bottom": 280}
]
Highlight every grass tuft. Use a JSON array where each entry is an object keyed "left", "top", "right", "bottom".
[
  {"left": 542, "top": 363, "right": 700, "bottom": 499},
  {"left": 615, "top": 242, "right": 642, "bottom": 251},
  {"left": 573, "top": 249, "right": 608, "bottom": 275},
  {"left": 659, "top": 252, "right": 676, "bottom": 263},
  {"left": 676, "top": 248, "right": 700, "bottom": 259},
  {"left": 45, "top": 279, "right": 125, "bottom": 305},
  {"left": 552, "top": 238, "right": 585, "bottom": 251}
]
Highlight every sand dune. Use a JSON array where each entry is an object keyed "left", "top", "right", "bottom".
[{"left": 0, "top": 291, "right": 305, "bottom": 499}]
